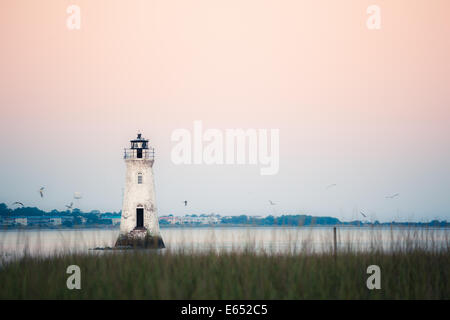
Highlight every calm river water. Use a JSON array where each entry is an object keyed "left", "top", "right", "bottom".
[{"left": 0, "top": 227, "right": 449, "bottom": 259}]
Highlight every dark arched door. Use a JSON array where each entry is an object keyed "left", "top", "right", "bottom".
[{"left": 136, "top": 208, "right": 144, "bottom": 228}]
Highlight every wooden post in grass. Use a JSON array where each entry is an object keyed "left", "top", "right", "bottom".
[{"left": 333, "top": 226, "right": 337, "bottom": 259}]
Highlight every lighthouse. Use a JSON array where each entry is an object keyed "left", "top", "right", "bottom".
[{"left": 115, "top": 133, "right": 165, "bottom": 248}]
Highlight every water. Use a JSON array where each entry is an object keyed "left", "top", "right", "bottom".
[{"left": 0, "top": 227, "right": 449, "bottom": 260}]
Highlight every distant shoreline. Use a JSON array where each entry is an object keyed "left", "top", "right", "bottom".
[
  {"left": 2, "top": 203, "right": 449, "bottom": 229},
  {"left": 1, "top": 224, "right": 450, "bottom": 232}
]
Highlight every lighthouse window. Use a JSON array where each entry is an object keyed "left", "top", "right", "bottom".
[{"left": 137, "top": 173, "right": 143, "bottom": 184}]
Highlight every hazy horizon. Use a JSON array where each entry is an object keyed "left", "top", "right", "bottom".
[{"left": 1, "top": 1, "right": 449, "bottom": 222}]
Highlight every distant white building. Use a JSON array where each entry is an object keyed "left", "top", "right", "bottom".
[
  {"left": 50, "top": 218, "right": 62, "bottom": 226},
  {"left": 15, "top": 217, "right": 27, "bottom": 226},
  {"left": 158, "top": 215, "right": 221, "bottom": 225},
  {"left": 208, "top": 216, "right": 220, "bottom": 224},
  {"left": 163, "top": 216, "right": 178, "bottom": 224}
]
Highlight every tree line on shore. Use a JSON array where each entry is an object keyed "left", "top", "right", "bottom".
[{"left": 0, "top": 203, "right": 448, "bottom": 228}]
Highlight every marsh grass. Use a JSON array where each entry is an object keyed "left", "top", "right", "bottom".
[{"left": 0, "top": 227, "right": 449, "bottom": 299}]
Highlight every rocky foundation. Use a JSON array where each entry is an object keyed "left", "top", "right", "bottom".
[{"left": 115, "top": 229, "right": 165, "bottom": 249}]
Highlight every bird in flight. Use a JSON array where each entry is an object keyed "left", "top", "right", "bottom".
[
  {"left": 184, "top": 201, "right": 188, "bottom": 206},
  {"left": 269, "top": 200, "right": 277, "bottom": 205},
  {"left": 12, "top": 202, "right": 24, "bottom": 207},
  {"left": 326, "top": 184, "right": 337, "bottom": 189},
  {"left": 39, "top": 187, "right": 45, "bottom": 198},
  {"left": 386, "top": 193, "right": 399, "bottom": 199},
  {"left": 65, "top": 202, "right": 74, "bottom": 210},
  {"left": 360, "top": 211, "right": 367, "bottom": 218}
]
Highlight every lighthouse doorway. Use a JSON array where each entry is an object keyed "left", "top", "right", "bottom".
[{"left": 136, "top": 208, "right": 144, "bottom": 228}]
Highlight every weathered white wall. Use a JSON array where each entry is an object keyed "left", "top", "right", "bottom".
[{"left": 119, "top": 158, "right": 161, "bottom": 237}]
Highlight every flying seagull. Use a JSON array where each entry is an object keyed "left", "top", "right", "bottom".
[
  {"left": 386, "top": 193, "right": 399, "bottom": 199},
  {"left": 12, "top": 202, "right": 24, "bottom": 207},
  {"left": 326, "top": 184, "right": 337, "bottom": 189},
  {"left": 39, "top": 187, "right": 45, "bottom": 198},
  {"left": 360, "top": 211, "right": 367, "bottom": 218},
  {"left": 65, "top": 202, "right": 74, "bottom": 210},
  {"left": 269, "top": 200, "right": 277, "bottom": 205}
]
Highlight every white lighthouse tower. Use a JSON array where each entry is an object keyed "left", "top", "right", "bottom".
[{"left": 115, "top": 133, "right": 165, "bottom": 248}]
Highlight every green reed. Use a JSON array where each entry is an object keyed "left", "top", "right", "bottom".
[{"left": 0, "top": 234, "right": 449, "bottom": 299}]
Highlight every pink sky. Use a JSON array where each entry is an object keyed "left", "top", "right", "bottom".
[{"left": 0, "top": 0, "right": 449, "bottom": 221}]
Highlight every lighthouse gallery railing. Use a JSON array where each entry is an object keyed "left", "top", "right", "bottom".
[{"left": 123, "top": 148, "right": 155, "bottom": 160}]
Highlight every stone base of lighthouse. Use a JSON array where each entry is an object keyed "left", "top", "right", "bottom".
[{"left": 115, "top": 229, "right": 165, "bottom": 249}]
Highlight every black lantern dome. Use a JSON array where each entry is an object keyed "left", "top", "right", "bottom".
[
  {"left": 130, "top": 133, "right": 149, "bottom": 150},
  {"left": 124, "top": 133, "right": 154, "bottom": 160}
]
